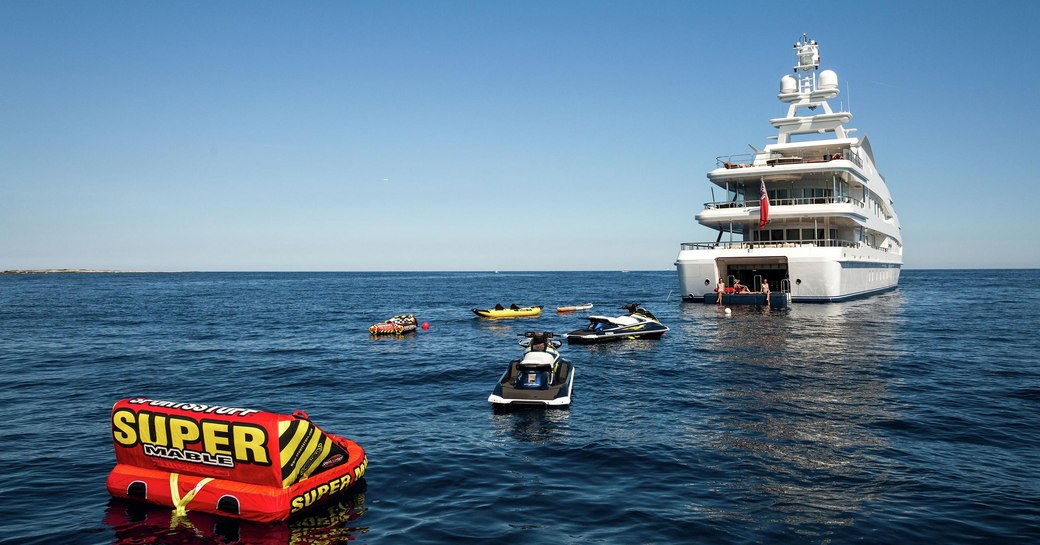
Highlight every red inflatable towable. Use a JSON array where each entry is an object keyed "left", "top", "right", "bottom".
[
  {"left": 106, "top": 397, "right": 367, "bottom": 523},
  {"left": 369, "top": 314, "right": 418, "bottom": 336}
]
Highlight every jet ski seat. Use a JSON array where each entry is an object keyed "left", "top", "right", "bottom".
[
  {"left": 611, "top": 316, "right": 640, "bottom": 326},
  {"left": 521, "top": 351, "right": 555, "bottom": 365}
]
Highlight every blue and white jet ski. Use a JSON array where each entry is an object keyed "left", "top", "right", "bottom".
[
  {"left": 488, "top": 332, "right": 574, "bottom": 409},
  {"left": 564, "top": 304, "right": 669, "bottom": 344}
]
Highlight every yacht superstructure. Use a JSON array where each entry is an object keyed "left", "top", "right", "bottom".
[{"left": 676, "top": 35, "right": 902, "bottom": 303}]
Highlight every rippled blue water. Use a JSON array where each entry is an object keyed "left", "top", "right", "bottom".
[{"left": 1, "top": 270, "right": 1038, "bottom": 544}]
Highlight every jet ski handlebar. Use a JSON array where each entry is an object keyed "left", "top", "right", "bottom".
[
  {"left": 518, "top": 331, "right": 555, "bottom": 338},
  {"left": 517, "top": 331, "right": 562, "bottom": 349},
  {"left": 618, "top": 303, "right": 658, "bottom": 319}
]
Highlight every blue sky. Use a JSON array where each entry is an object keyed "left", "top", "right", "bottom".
[{"left": 2, "top": 1, "right": 1037, "bottom": 271}]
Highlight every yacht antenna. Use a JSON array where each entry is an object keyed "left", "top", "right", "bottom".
[{"left": 793, "top": 34, "right": 820, "bottom": 93}]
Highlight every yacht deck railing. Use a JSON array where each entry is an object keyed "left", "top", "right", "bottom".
[
  {"left": 704, "top": 196, "right": 864, "bottom": 209},
  {"left": 680, "top": 239, "right": 861, "bottom": 251},
  {"left": 716, "top": 149, "right": 863, "bottom": 169}
]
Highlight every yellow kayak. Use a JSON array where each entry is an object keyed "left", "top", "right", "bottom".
[{"left": 472, "top": 305, "right": 543, "bottom": 318}]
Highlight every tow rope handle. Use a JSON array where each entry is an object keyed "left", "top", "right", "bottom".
[{"left": 169, "top": 473, "right": 214, "bottom": 518}]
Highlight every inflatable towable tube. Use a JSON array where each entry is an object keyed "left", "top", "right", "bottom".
[
  {"left": 106, "top": 397, "right": 367, "bottom": 523},
  {"left": 369, "top": 314, "right": 417, "bottom": 335}
]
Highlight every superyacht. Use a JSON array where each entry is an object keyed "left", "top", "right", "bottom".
[{"left": 676, "top": 35, "right": 902, "bottom": 303}]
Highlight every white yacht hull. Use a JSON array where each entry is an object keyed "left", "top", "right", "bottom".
[{"left": 676, "top": 245, "right": 901, "bottom": 303}]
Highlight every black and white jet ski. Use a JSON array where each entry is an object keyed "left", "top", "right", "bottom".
[
  {"left": 564, "top": 304, "right": 669, "bottom": 344},
  {"left": 488, "top": 332, "right": 574, "bottom": 409}
]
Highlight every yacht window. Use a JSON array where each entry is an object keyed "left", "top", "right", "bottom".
[
  {"left": 786, "top": 229, "right": 800, "bottom": 241},
  {"left": 759, "top": 230, "right": 771, "bottom": 242},
  {"left": 801, "top": 228, "right": 816, "bottom": 241},
  {"left": 771, "top": 229, "right": 784, "bottom": 241},
  {"left": 810, "top": 188, "right": 830, "bottom": 203}
]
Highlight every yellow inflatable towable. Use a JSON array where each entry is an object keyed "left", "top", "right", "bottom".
[{"left": 472, "top": 305, "right": 543, "bottom": 318}]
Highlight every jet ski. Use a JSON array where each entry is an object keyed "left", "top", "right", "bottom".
[
  {"left": 488, "top": 332, "right": 574, "bottom": 409},
  {"left": 564, "top": 304, "right": 669, "bottom": 344}
]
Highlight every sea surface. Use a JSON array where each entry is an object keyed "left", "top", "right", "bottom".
[{"left": 1, "top": 270, "right": 1038, "bottom": 545}]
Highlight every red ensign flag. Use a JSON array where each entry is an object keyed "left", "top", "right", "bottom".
[{"left": 759, "top": 180, "right": 770, "bottom": 228}]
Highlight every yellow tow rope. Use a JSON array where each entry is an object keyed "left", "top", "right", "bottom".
[{"left": 169, "top": 473, "right": 214, "bottom": 518}]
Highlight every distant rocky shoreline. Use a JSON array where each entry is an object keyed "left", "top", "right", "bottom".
[{"left": 2, "top": 269, "right": 125, "bottom": 274}]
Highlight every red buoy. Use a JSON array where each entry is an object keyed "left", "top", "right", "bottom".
[{"left": 421, "top": 322, "right": 430, "bottom": 330}]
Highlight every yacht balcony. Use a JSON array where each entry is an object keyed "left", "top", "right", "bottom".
[
  {"left": 715, "top": 148, "right": 864, "bottom": 169},
  {"left": 703, "top": 195, "right": 864, "bottom": 210},
  {"left": 679, "top": 239, "right": 863, "bottom": 251}
]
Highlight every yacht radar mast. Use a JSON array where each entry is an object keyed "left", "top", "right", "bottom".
[
  {"left": 794, "top": 33, "right": 820, "bottom": 73},
  {"left": 785, "top": 34, "right": 832, "bottom": 98},
  {"left": 774, "top": 34, "right": 848, "bottom": 142}
]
